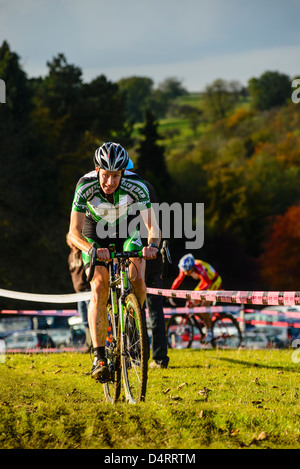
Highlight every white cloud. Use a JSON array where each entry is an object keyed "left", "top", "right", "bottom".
[{"left": 80, "top": 44, "right": 300, "bottom": 91}]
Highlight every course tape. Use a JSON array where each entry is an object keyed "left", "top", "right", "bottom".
[
  {"left": 1, "top": 287, "right": 300, "bottom": 306},
  {"left": 147, "top": 288, "right": 300, "bottom": 306},
  {"left": 0, "top": 289, "right": 91, "bottom": 303}
]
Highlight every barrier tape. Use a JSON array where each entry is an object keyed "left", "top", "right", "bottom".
[
  {"left": 1, "top": 287, "right": 300, "bottom": 306},
  {"left": 147, "top": 288, "right": 300, "bottom": 306},
  {"left": 245, "top": 319, "right": 300, "bottom": 329},
  {"left": 0, "top": 306, "right": 242, "bottom": 317},
  {"left": 0, "top": 309, "right": 79, "bottom": 316},
  {"left": 0, "top": 289, "right": 91, "bottom": 303}
]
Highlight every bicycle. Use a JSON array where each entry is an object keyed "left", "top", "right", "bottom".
[
  {"left": 166, "top": 301, "right": 242, "bottom": 349},
  {"left": 87, "top": 240, "right": 171, "bottom": 404}
]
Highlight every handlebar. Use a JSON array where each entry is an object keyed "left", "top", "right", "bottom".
[{"left": 86, "top": 240, "right": 172, "bottom": 283}]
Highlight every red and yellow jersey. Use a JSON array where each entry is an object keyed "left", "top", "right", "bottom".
[{"left": 171, "top": 260, "right": 221, "bottom": 291}]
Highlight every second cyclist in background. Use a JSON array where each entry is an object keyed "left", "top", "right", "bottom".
[{"left": 170, "top": 254, "right": 222, "bottom": 343}]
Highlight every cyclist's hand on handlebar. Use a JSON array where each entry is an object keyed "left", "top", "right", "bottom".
[
  {"left": 142, "top": 245, "right": 158, "bottom": 260},
  {"left": 96, "top": 247, "right": 111, "bottom": 261}
]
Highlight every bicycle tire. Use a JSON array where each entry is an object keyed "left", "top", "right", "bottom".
[
  {"left": 211, "top": 313, "right": 242, "bottom": 348},
  {"left": 103, "top": 305, "right": 121, "bottom": 403},
  {"left": 121, "top": 293, "right": 148, "bottom": 404},
  {"left": 166, "top": 314, "right": 194, "bottom": 349}
]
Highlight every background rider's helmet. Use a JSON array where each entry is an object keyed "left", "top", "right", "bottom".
[
  {"left": 94, "top": 142, "right": 129, "bottom": 171},
  {"left": 178, "top": 253, "right": 195, "bottom": 271},
  {"left": 127, "top": 158, "right": 134, "bottom": 169}
]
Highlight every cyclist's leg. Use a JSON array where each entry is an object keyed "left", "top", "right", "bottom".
[
  {"left": 81, "top": 236, "right": 109, "bottom": 348},
  {"left": 88, "top": 265, "right": 111, "bottom": 381},
  {"left": 82, "top": 235, "right": 111, "bottom": 380},
  {"left": 123, "top": 231, "right": 146, "bottom": 308},
  {"left": 88, "top": 265, "right": 110, "bottom": 347},
  {"left": 194, "top": 282, "right": 213, "bottom": 333},
  {"left": 199, "top": 276, "right": 222, "bottom": 343}
]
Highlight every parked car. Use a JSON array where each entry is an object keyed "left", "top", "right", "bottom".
[
  {"left": 47, "top": 328, "right": 72, "bottom": 348},
  {"left": 4, "top": 330, "right": 55, "bottom": 350},
  {"left": 245, "top": 332, "right": 269, "bottom": 349}
]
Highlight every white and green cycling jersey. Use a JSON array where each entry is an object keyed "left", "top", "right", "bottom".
[
  {"left": 72, "top": 169, "right": 151, "bottom": 224},
  {"left": 72, "top": 170, "right": 151, "bottom": 259}
]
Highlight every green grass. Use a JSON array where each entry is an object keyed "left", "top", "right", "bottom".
[{"left": 0, "top": 348, "right": 299, "bottom": 449}]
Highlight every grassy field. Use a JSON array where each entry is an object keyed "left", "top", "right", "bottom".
[{"left": 0, "top": 348, "right": 299, "bottom": 450}]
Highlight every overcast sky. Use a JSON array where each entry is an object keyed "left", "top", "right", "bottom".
[{"left": 1, "top": 0, "right": 300, "bottom": 91}]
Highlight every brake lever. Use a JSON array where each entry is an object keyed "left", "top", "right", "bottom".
[{"left": 160, "top": 240, "right": 172, "bottom": 280}]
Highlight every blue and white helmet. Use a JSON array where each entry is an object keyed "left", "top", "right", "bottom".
[
  {"left": 178, "top": 254, "right": 195, "bottom": 271},
  {"left": 94, "top": 142, "right": 129, "bottom": 171}
]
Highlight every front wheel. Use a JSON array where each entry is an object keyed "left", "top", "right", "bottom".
[
  {"left": 211, "top": 313, "right": 242, "bottom": 348},
  {"left": 121, "top": 294, "right": 148, "bottom": 404}
]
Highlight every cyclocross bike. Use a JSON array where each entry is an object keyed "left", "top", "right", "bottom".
[
  {"left": 87, "top": 240, "right": 171, "bottom": 404},
  {"left": 166, "top": 303, "right": 242, "bottom": 349}
]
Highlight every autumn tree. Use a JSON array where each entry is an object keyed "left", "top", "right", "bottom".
[
  {"left": 259, "top": 205, "right": 300, "bottom": 290},
  {"left": 202, "top": 79, "right": 242, "bottom": 121}
]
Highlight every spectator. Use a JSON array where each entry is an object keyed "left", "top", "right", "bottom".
[
  {"left": 126, "top": 160, "right": 169, "bottom": 368},
  {"left": 138, "top": 176, "right": 169, "bottom": 369}
]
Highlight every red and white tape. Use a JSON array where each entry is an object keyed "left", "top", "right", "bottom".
[
  {"left": 147, "top": 288, "right": 300, "bottom": 306},
  {"left": 0, "top": 287, "right": 300, "bottom": 306}
]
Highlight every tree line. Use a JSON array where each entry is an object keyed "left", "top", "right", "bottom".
[{"left": 0, "top": 39, "right": 299, "bottom": 309}]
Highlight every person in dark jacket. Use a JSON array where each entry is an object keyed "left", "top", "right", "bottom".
[{"left": 125, "top": 157, "right": 169, "bottom": 369}]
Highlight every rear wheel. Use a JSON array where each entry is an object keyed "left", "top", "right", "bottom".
[
  {"left": 103, "top": 306, "right": 121, "bottom": 403},
  {"left": 166, "top": 314, "right": 194, "bottom": 349},
  {"left": 211, "top": 313, "right": 242, "bottom": 348},
  {"left": 121, "top": 294, "right": 148, "bottom": 404}
]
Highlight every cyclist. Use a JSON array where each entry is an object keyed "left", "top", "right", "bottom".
[
  {"left": 170, "top": 253, "right": 222, "bottom": 343},
  {"left": 68, "top": 142, "right": 160, "bottom": 382}
]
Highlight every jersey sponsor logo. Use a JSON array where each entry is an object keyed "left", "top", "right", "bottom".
[{"left": 121, "top": 179, "right": 148, "bottom": 199}]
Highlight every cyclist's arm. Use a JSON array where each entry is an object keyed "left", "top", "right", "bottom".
[
  {"left": 140, "top": 206, "right": 161, "bottom": 259},
  {"left": 171, "top": 271, "right": 185, "bottom": 290},
  {"left": 68, "top": 211, "right": 91, "bottom": 254},
  {"left": 140, "top": 206, "right": 161, "bottom": 246}
]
